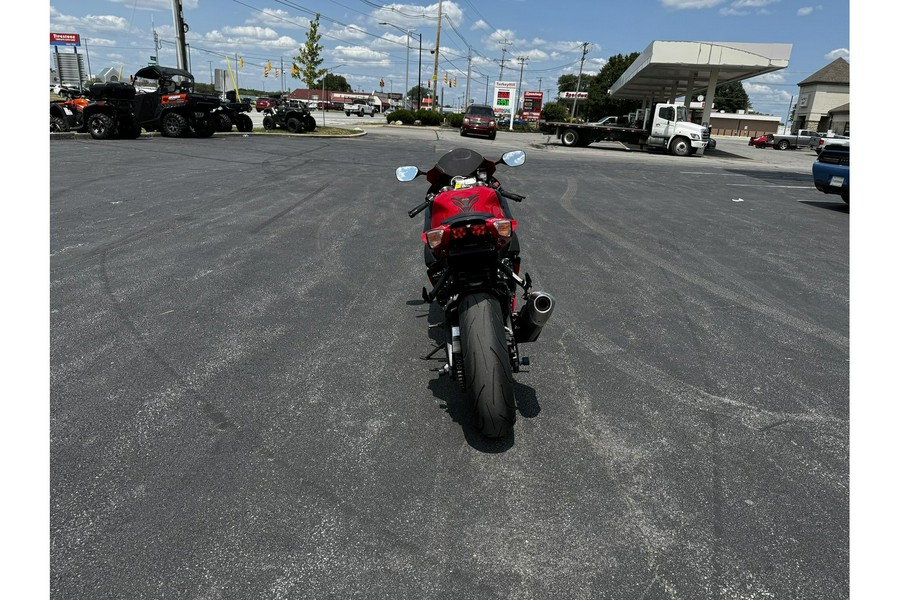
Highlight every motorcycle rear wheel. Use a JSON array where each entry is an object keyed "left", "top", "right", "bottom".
[{"left": 459, "top": 292, "right": 516, "bottom": 438}]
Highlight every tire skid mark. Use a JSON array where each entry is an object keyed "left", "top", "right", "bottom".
[
  {"left": 558, "top": 176, "right": 848, "bottom": 352},
  {"left": 565, "top": 318, "right": 845, "bottom": 432},
  {"left": 249, "top": 183, "right": 329, "bottom": 233},
  {"left": 556, "top": 325, "right": 680, "bottom": 599}
]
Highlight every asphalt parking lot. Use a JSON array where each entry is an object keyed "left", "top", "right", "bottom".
[{"left": 49, "top": 127, "right": 848, "bottom": 599}]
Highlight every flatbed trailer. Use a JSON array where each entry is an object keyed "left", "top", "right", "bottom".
[{"left": 545, "top": 122, "right": 646, "bottom": 147}]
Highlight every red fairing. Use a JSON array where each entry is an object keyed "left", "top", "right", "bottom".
[{"left": 429, "top": 186, "right": 505, "bottom": 229}]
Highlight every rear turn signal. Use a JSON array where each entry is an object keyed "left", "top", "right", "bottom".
[
  {"left": 424, "top": 228, "right": 445, "bottom": 249},
  {"left": 489, "top": 219, "right": 514, "bottom": 238}
]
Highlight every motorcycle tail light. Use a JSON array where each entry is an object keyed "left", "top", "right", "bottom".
[
  {"left": 424, "top": 228, "right": 445, "bottom": 248},
  {"left": 471, "top": 224, "right": 487, "bottom": 236},
  {"left": 451, "top": 227, "right": 467, "bottom": 239}
]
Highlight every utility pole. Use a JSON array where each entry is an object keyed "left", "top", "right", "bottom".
[
  {"left": 498, "top": 39, "right": 510, "bottom": 80},
  {"left": 509, "top": 56, "right": 528, "bottom": 131},
  {"left": 571, "top": 42, "right": 589, "bottom": 121},
  {"left": 170, "top": 0, "right": 189, "bottom": 71},
  {"left": 431, "top": 0, "right": 444, "bottom": 110},
  {"left": 464, "top": 45, "right": 472, "bottom": 108}
]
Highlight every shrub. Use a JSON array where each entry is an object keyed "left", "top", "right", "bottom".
[
  {"left": 414, "top": 109, "right": 443, "bottom": 126},
  {"left": 386, "top": 109, "right": 414, "bottom": 124},
  {"left": 446, "top": 113, "right": 464, "bottom": 128},
  {"left": 541, "top": 102, "right": 568, "bottom": 122}
]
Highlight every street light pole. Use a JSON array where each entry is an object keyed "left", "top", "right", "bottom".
[
  {"left": 379, "top": 22, "right": 415, "bottom": 110},
  {"left": 417, "top": 33, "right": 423, "bottom": 110},
  {"left": 320, "top": 64, "right": 345, "bottom": 127}
]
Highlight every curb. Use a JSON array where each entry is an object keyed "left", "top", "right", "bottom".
[{"left": 50, "top": 128, "right": 367, "bottom": 141}]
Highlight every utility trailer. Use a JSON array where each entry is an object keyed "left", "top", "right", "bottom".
[{"left": 545, "top": 102, "right": 709, "bottom": 157}]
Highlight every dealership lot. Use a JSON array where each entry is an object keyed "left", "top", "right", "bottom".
[{"left": 50, "top": 128, "right": 847, "bottom": 599}]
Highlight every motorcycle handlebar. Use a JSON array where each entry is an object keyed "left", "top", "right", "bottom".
[
  {"left": 408, "top": 198, "right": 430, "bottom": 218},
  {"left": 501, "top": 190, "right": 526, "bottom": 202}
]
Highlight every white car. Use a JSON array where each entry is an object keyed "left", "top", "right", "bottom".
[{"left": 814, "top": 134, "right": 849, "bottom": 154}]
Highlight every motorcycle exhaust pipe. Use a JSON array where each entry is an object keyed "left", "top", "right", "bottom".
[{"left": 514, "top": 291, "right": 555, "bottom": 343}]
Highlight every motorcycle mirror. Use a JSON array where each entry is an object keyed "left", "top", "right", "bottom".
[
  {"left": 499, "top": 150, "right": 526, "bottom": 167},
  {"left": 395, "top": 166, "right": 421, "bottom": 182}
]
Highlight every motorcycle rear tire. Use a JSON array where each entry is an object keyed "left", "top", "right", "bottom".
[{"left": 459, "top": 292, "right": 516, "bottom": 438}]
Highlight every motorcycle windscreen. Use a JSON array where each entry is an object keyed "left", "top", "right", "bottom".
[{"left": 430, "top": 187, "right": 506, "bottom": 229}]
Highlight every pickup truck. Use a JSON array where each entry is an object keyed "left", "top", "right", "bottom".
[
  {"left": 767, "top": 129, "right": 820, "bottom": 150},
  {"left": 345, "top": 100, "right": 375, "bottom": 117},
  {"left": 813, "top": 133, "right": 849, "bottom": 154}
]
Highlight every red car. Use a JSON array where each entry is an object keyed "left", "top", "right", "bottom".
[
  {"left": 460, "top": 104, "right": 498, "bottom": 140},
  {"left": 749, "top": 133, "right": 770, "bottom": 148},
  {"left": 255, "top": 98, "right": 275, "bottom": 112}
]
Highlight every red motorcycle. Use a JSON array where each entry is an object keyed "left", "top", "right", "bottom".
[{"left": 397, "top": 148, "right": 554, "bottom": 438}]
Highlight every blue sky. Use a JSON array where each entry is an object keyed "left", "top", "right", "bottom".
[{"left": 48, "top": 0, "right": 849, "bottom": 118}]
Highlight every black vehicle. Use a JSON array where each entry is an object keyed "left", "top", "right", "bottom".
[
  {"left": 50, "top": 86, "right": 90, "bottom": 133},
  {"left": 262, "top": 98, "right": 317, "bottom": 133},
  {"left": 83, "top": 66, "right": 221, "bottom": 140},
  {"left": 212, "top": 90, "right": 254, "bottom": 132},
  {"left": 80, "top": 81, "right": 144, "bottom": 140}
]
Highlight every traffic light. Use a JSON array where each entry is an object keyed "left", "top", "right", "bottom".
[
  {"left": 444, "top": 73, "right": 448, "bottom": 84},
  {"left": 239, "top": 56, "right": 243, "bottom": 68},
  {"left": 380, "top": 78, "right": 384, "bottom": 88}
]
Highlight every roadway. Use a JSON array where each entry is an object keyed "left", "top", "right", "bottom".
[{"left": 49, "top": 127, "right": 848, "bottom": 599}]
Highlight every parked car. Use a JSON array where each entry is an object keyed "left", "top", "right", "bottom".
[
  {"left": 813, "top": 133, "right": 850, "bottom": 154},
  {"left": 498, "top": 117, "right": 528, "bottom": 127},
  {"left": 460, "top": 104, "right": 498, "bottom": 139},
  {"left": 255, "top": 97, "right": 275, "bottom": 112},
  {"left": 812, "top": 144, "right": 849, "bottom": 203},
  {"left": 749, "top": 133, "right": 769, "bottom": 148}
]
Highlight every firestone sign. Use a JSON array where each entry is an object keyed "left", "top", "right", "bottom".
[
  {"left": 560, "top": 91, "right": 588, "bottom": 99},
  {"left": 50, "top": 32, "right": 81, "bottom": 47}
]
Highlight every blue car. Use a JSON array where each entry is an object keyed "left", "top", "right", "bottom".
[{"left": 812, "top": 144, "right": 849, "bottom": 203}]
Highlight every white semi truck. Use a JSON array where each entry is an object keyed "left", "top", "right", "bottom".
[{"left": 546, "top": 102, "right": 709, "bottom": 156}]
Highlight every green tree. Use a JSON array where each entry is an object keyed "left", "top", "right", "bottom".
[
  {"left": 556, "top": 74, "right": 583, "bottom": 94},
  {"left": 293, "top": 13, "right": 326, "bottom": 90},
  {"left": 541, "top": 102, "right": 568, "bottom": 122},
  {"left": 708, "top": 81, "right": 751, "bottom": 113},
  {"left": 406, "top": 85, "right": 432, "bottom": 109},
  {"left": 314, "top": 73, "right": 351, "bottom": 92},
  {"left": 583, "top": 52, "right": 642, "bottom": 121}
]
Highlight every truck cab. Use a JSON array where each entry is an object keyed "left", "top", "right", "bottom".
[{"left": 645, "top": 103, "right": 708, "bottom": 156}]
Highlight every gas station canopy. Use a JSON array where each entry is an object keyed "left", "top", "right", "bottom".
[{"left": 609, "top": 40, "right": 791, "bottom": 103}]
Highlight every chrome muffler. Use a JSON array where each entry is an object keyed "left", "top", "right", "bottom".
[{"left": 513, "top": 291, "right": 555, "bottom": 343}]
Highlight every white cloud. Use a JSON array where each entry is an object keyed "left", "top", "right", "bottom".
[
  {"left": 660, "top": 0, "right": 725, "bottom": 9},
  {"left": 826, "top": 48, "right": 850, "bottom": 61},
  {"left": 368, "top": 2, "right": 464, "bottom": 31},
  {"left": 471, "top": 19, "right": 489, "bottom": 31},
  {"left": 50, "top": 7, "right": 130, "bottom": 34},
  {"left": 332, "top": 45, "right": 391, "bottom": 68},
  {"left": 720, "top": 0, "right": 779, "bottom": 15},
  {"left": 797, "top": 6, "right": 815, "bottom": 16},
  {"left": 107, "top": 0, "right": 198, "bottom": 10},
  {"left": 328, "top": 24, "right": 370, "bottom": 41},
  {"left": 248, "top": 9, "right": 310, "bottom": 30}
]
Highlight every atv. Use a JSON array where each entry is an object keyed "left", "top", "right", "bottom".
[
  {"left": 80, "top": 66, "right": 221, "bottom": 140},
  {"left": 211, "top": 90, "right": 254, "bottom": 132},
  {"left": 80, "top": 81, "right": 144, "bottom": 140},
  {"left": 50, "top": 86, "right": 90, "bottom": 133},
  {"left": 262, "top": 98, "right": 317, "bottom": 133}
]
